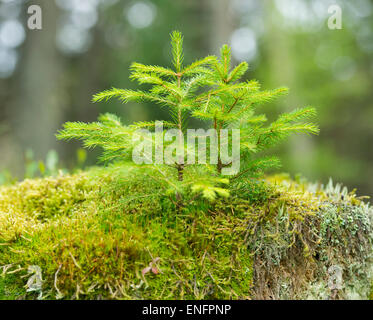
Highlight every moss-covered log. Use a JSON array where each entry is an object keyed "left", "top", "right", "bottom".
[{"left": 0, "top": 167, "right": 372, "bottom": 300}]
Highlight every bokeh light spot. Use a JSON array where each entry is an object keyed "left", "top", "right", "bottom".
[
  {"left": 230, "top": 27, "right": 257, "bottom": 61},
  {"left": 0, "top": 19, "right": 25, "bottom": 48},
  {"left": 126, "top": 1, "right": 157, "bottom": 29},
  {"left": 56, "top": 24, "right": 93, "bottom": 55}
]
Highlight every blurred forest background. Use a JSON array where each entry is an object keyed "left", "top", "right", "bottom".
[{"left": 0, "top": 0, "right": 372, "bottom": 200}]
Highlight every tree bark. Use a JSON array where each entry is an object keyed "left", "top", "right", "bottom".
[{"left": 10, "top": 0, "right": 64, "bottom": 170}]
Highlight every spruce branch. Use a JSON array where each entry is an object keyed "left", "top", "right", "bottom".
[
  {"left": 130, "top": 62, "right": 176, "bottom": 78},
  {"left": 171, "top": 30, "right": 184, "bottom": 73}
]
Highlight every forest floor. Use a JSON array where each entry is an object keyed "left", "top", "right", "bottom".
[{"left": 0, "top": 165, "right": 372, "bottom": 300}]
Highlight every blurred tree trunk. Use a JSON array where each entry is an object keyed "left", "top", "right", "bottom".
[
  {"left": 208, "top": 0, "right": 234, "bottom": 54},
  {"left": 62, "top": 28, "right": 105, "bottom": 166},
  {"left": 262, "top": 0, "right": 315, "bottom": 177},
  {"left": 10, "top": 0, "right": 64, "bottom": 173}
]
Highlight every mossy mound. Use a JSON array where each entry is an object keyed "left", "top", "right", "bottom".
[{"left": 0, "top": 166, "right": 372, "bottom": 300}]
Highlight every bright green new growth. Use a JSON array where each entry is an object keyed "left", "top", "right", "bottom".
[
  {"left": 193, "top": 44, "right": 319, "bottom": 178},
  {"left": 57, "top": 31, "right": 319, "bottom": 201}
]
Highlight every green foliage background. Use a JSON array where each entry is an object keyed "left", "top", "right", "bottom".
[{"left": 0, "top": 0, "right": 372, "bottom": 200}]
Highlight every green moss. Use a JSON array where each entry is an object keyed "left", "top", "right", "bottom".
[
  {"left": 0, "top": 166, "right": 372, "bottom": 300},
  {"left": 0, "top": 273, "right": 26, "bottom": 300},
  {"left": 0, "top": 173, "right": 97, "bottom": 242}
]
